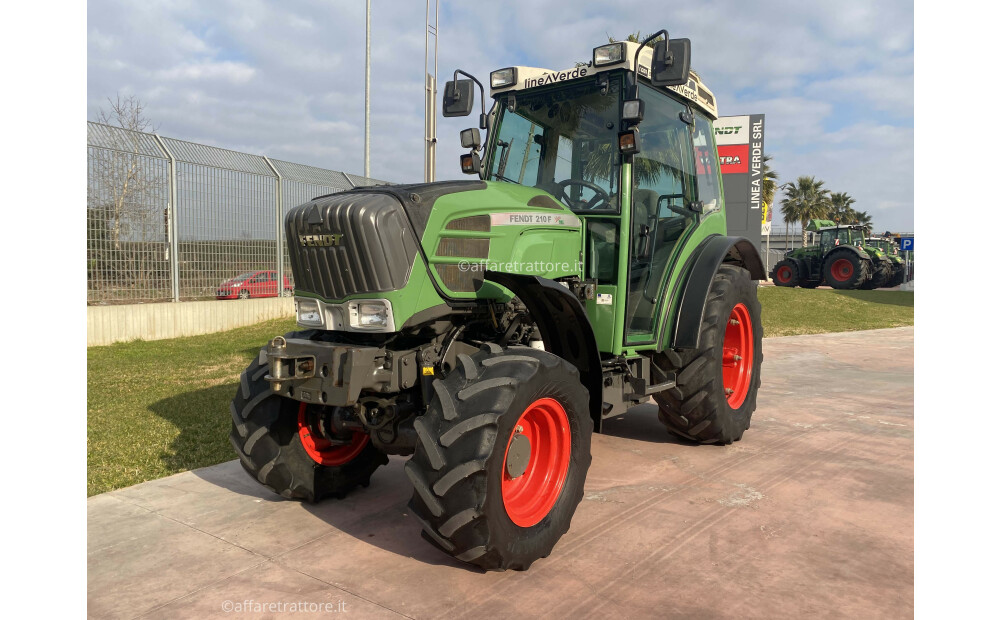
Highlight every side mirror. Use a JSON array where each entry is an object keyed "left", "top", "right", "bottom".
[
  {"left": 649, "top": 38, "right": 691, "bottom": 87},
  {"left": 442, "top": 79, "right": 475, "bottom": 117},
  {"left": 460, "top": 128, "right": 481, "bottom": 149},
  {"left": 460, "top": 152, "right": 481, "bottom": 175}
]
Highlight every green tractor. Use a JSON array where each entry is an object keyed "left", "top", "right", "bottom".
[
  {"left": 866, "top": 237, "right": 906, "bottom": 288},
  {"left": 230, "top": 31, "right": 764, "bottom": 571},
  {"left": 770, "top": 219, "right": 891, "bottom": 289}
]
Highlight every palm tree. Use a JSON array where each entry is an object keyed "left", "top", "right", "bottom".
[
  {"left": 781, "top": 176, "right": 832, "bottom": 247},
  {"left": 609, "top": 31, "right": 664, "bottom": 46},
  {"left": 854, "top": 210, "right": 873, "bottom": 234},
  {"left": 762, "top": 155, "right": 779, "bottom": 210},
  {"left": 762, "top": 155, "right": 778, "bottom": 239},
  {"left": 779, "top": 183, "right": 801, "bottom": 251},
  {"left": 829, "top": 192, "right": 857, "bottom": 224}
]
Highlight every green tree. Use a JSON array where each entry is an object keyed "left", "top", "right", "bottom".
[
  {"left": 829, "top": 192, "right": 857, "bottom": 224},
  {"left": 781, "top": 176, "right": 832, "bottom": 247},
  {"left": 762, "top": 154, "right": 778, "bottom": 209},
  {"left": 854, "top": 210, "right": 873, "bottom": 234}
]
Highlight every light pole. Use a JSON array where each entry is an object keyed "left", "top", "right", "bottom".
[
  {"left": 364, "top": 0, "right": 371, "bottom": 179},
  {"left": 779, "top": 182, "right": 793, "bottom": 253}
]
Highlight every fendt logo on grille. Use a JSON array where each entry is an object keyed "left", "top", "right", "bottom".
[{"left": 298, "top": 234, "right": 343, "bottom": 247}]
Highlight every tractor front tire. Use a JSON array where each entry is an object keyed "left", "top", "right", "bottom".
[
  {"left": 823, "top": 251, "right": 870, "bottom": 290},
  {"left": 406, "top": 345, "right": 592, "bottom": 571},
  {"left": 770, "top": 259, "right": 799, "bottom": 287},
  {"left": 229, "top": 334, "right": 388, "bottom": 502},
  {"left": 652, "top": 265, "right": 763, "bottom": 444}
]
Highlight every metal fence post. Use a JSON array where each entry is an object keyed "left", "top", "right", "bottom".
[
  {"left": 263, "top": 157, "right": 283, "bottom": 291},
  {"left": 152, "top": 134, "right": 180, "bottom": 302}
]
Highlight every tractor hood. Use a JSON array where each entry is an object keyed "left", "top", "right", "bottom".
[{"left": 285, "top": 180, "right": 585, "bottom": 303}]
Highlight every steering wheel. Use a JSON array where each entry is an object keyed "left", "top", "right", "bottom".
[{"left": 555, "top": 179, "right": 611, "bottom": 210}]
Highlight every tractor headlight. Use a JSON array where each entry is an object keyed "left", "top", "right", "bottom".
[
  {"left": 295, "top": 298, "right": 324, "bottom": 326},
  {"left": 349, "top": 300, "right": 394, "bottom": 330},
  {"left": 593, "top": 42, "right": 625, "bottom": 66},
  {"left": 490, "top": 67, "right": 517, "bottom": 88}
]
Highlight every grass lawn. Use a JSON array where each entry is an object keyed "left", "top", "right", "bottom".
[
  {"left": 758, "top": 287, "right": 914, "bottom": 337},
  {"left": 87, "top": 287, "right": 913, "bottom": 496}
]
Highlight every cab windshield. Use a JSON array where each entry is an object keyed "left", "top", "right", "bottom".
[{"left": 487, "top": 77, "right": 622, "bottom": 212}]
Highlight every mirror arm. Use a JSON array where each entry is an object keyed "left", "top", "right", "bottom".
[
  {"left": 632, "top": 29, "right": 670, "bottom": 73},
  {"left": 453, "top": 70, "right": 488, "bottom": 129}
]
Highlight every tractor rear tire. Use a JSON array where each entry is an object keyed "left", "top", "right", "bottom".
[
  {"left": 652, "top": 265, "right": 763, "bottom": 445},
  {"left": 406, "top": 345, "right": 592, "bottom": 571},
  {"left": 770, "top": 260, "right": 799, "bottom": 287},
  {"left": 823, "top": 251, "right": 870, "bottom": 290},
  {"left": 859, "top": 258, "right": 892, "bottom": 290},
  {"left": 229, "top": 333, "right": 388, "bottom": 502}
]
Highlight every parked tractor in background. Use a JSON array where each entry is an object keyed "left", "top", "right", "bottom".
[
  {"left": 229, "top": 31, "right": 765, "bottom": 571},
  {"left": 866, "top": 237, "right": 906, "bottom": 288},
  {"left": 770, "top": 220, "right": 890, "bottom": 289}
]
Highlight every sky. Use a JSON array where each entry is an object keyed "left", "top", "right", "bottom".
[{"left": 87, "top": 0, "right": 914, "bottom": 232}]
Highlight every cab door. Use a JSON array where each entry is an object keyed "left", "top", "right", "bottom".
[{"left": 623, "top": 87, "right": 699, "bottom": 343}]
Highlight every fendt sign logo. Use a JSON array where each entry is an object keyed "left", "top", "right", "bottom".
[{"left": 299, "top": 234, "right": 343, "bottom": 247}]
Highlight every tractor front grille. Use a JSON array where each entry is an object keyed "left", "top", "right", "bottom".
[{"left": 285, "top": 193, "right": 419, "bottom": 301}]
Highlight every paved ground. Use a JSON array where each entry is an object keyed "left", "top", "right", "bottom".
[{"left": 88, "top": 328, "right": 913, "bottom": 619}]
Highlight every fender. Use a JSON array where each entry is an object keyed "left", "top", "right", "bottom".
[
  {"left": 827, "top": 245, "right": 869, "bottom": 261},
  {"left": 668, "top": 235, "right": 765, "bottom": 350},
  {"left": 484, "top": 271, "right": 604, "bottom": 431}
]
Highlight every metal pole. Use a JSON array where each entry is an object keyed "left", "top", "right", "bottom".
[
  {"left": 424, "top": 0, "right": 439, "bottom": 182},
  {"left": 263, "top": 157, "right": 283, "bottom": 294},
  {"left": 153, "top": 134, "right": 180, "bottom": 302},
  {"left": 365, "top": 0, "right": 371, "bottom": 178}
]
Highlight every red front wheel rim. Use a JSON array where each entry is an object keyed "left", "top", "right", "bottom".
[
  {"left": 722, "top": 303, "right": 754, "bottom": 409},
  {"left": 775, "top": 266, "right": 792, "bottom": 283},
  {"left": 297, "top": 403, "right": 368, "bottom": 466},
  {"left": 831, "top": 258, "right": 854, "bottom": 282},
  {"left": 501, "top": 398, "right": 572, "bottom": 528}
]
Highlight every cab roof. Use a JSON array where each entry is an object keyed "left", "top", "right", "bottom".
[{"left": 490, "top": 41, "right": 718, "bottom": 120}]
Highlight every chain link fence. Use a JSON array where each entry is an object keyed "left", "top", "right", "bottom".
[{"left": 87, "top": 122, "right": 390, "bottom": 305}]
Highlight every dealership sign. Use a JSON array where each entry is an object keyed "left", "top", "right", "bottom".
[{"left": 715, "top": 114, "right": 766, "bottom": 241}]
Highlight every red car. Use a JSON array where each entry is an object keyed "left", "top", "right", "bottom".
[{"left": 216, "top": 270, "right": 292, "bottom": 299}]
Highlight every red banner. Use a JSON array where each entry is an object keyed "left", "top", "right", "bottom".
[{"left": 718, "top": 144, "right": 749, "bottom": 174}]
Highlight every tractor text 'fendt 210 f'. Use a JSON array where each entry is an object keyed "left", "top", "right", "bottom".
[{"left": 230, "top": 30, "right": 765, "bottom": 571}]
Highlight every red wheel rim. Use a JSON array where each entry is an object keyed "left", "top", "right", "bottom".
[
  {"left": 297, "top": 403, "right": 368, "bottom": 466},
  {"left": 722, "top": 303, "right": 754, "bottom": 409},
  {"left": 831, "top": 258, "right": 854, "bottom": 282},
  {"left": 775, "top": 266, "right": 792, "bottom": 283},
  {"left": 501, "top": 398, "right": 572, "bottom": 528}
]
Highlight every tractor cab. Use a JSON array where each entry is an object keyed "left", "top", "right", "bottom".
[
  {"left": 444, "top": 36, "right": 731, "bottom": 346},
  {"left": 818, "top": 226, "right": 864, "bottom": 252}
]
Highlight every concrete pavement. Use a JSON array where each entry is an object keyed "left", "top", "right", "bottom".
[{"left": 88, "top": 327, "right": 914, "bottom": 619}]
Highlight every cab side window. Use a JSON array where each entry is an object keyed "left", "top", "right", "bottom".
[{"left": 693, "top": 115, "right": 722, "bottom": 213}]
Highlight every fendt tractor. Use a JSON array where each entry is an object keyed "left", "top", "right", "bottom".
[
  {"left": 230, "top": 31, "right": 764, "bottom": 571},
  {"left": 866, "top": 237, "right": 906, "bottom": 288},
  {"left": 770, "top": 219, "right": 892, "bottom": 290}
]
